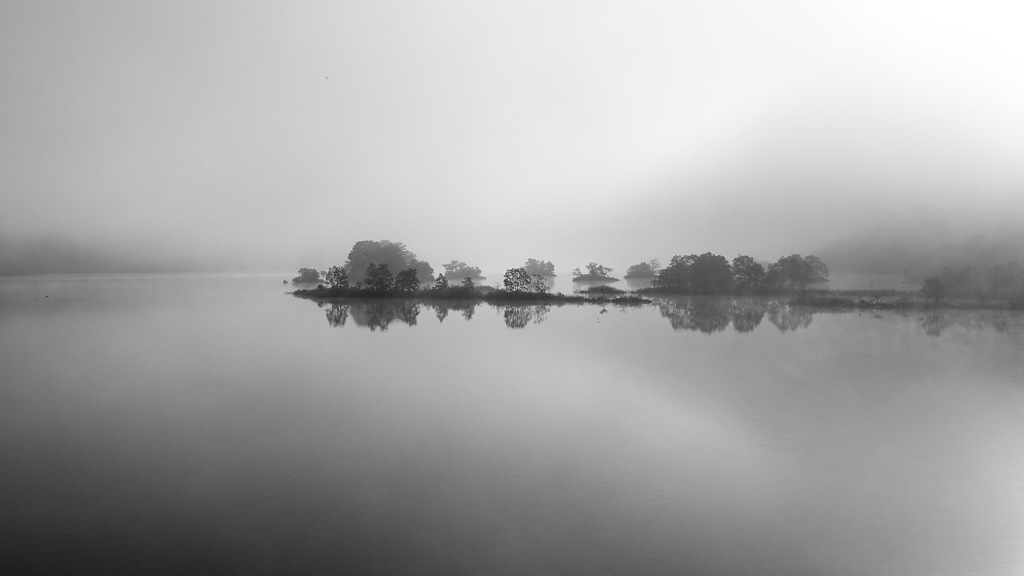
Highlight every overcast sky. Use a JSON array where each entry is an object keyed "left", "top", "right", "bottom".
[{"left": 2, "top": 0, "right": 1022, "bottom": 272}]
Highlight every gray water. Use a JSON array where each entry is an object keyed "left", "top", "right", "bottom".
[{"left": 2, "top": 275, "right": 1024, "bottom": 575}]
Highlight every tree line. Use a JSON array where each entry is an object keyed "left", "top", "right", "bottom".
[
  {"left": 646, "top": 253, "right": 829, "bottom": 294},
  {"left": 920, "top": 260, "right": 1024, "bottom": 304},
  {"left": 292, "top": 239, "right": 832, "bottom": 296}
]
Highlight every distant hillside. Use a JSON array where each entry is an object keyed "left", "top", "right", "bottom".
[{"left": 817, "top": 230, "right": 1024, "bottom": 282}]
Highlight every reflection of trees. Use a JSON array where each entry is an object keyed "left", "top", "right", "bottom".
[
  {"left": 656, "top": 298, "right": 731, "bottom": 334},
  {"left": 324, "top": 303, "right": 350, "bottom": 327},
  {"left": 919, "top": 311, "right": 951, "bottom": 337},
  {"left": 424, "top": 301, "right": 477, "bottom": 323},
  {"left": 314, "top": 296, "right": 1024, "bottom": 337},
  {"left": 766, "top": 301, "right": 813, "bottom": 332},
  {"left": 914, "top": 310, "right": 1024, "bottom": 337},
  {"left": 502, "top": 305, "right": 550, "bottom": 329},
  {"left": 730, "top": 300, "right": 765, "bottom": 333},
  {"left": 329, "top": 300, "right": 421, "bottom": 331},
  {"left": 655, "top": 297, "right": 813, "bottom": 334},
  {"left": 321, "top": 300, "right": 480, "bottom": 329}
]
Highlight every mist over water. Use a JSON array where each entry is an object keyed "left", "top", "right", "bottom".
[
  {"left": 4, "top": 1, "right": 1024, "bottom": 573},
  {"left": 3, "top": 275, "right": 1024, "bottom": 574}
]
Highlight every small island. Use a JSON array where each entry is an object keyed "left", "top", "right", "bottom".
[
  {"left": 623, "top": 259, "right": 660, "bottom": 278},
  {"left": 571, "top": 262, "right": 620, "bottom": 283},
  {"left": 288, "top": 239, "right": 1024, "bottom": 311},
  {"left": 293, "top": 264, "right": 648, "bottom": 306}
]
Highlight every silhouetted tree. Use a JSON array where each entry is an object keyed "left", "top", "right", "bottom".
[
  {"left": 732, "top": 255, "right": 765, "bottom": 290},
  {"left": 774, "top": 254, "right": 829, "bottom": 290},
  {"left": 443, "top": 260, "right": 484, "bottom": 279},
  {"left": 325, "top": 266, "right": 349, "bottom": 288},
  {"left": 462, "top": 276, "right": 475, "bottom": 288},
  {"left": 805, "top": 255, "right": 829, "bottom": 284},
  {"left": 394, "top": 268, "right": 420, "bottom": 293},
  {"left": 653, "top": 255, "right": 696, "bottom": 290},
  {"left": 344, "top": 240, "right": 434, "bottom": 284},
  {"left": 530, "top": 274, "right": 549, "bottom": 294},
  {"left": 523, "top": 258, "right": 556, "bottom": 276},
  {"left": 503, "top": 267, "right": 532, "bottom": 292},
  {"left": 434, "top": 274, "right": 449, "bottom": 290},
  {"left": 625, "top": 259, "right": 660, "bottom": 278},
  {"left": 573, "top": 262, "right": 616, "bottom": 281},
  {"left": 688, "top": 253, "right": 732, "bottom": 295},
  {"left": 364, "top": 263, "right": 394, "bottom": 292},
  {"left": 292, "top": 267, "right": 322, "bottom": 284},
  {"left": 921, "top": 277, "right": 945, "bottom": 303},
  {"left": 408, "top": 258, "right": 434, "bottom": 284},
  {"left": 764, "top": 263, "right": 785, "bottom": 291}
]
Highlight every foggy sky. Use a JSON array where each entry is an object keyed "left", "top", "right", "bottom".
[{"left": 2, "top": 0, "right": 1022, "bottom": 273}]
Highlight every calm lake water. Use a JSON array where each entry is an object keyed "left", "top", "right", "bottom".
[{"left": 3, "top": 274, "right": 1024, "bottom": 575}]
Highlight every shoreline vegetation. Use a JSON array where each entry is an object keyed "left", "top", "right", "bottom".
[
  {"left": 289, "top": 239, "right": 1024, "bottom": 312},
  {"left": 292, "top": 284, "right": 650, "bottom": 306}
]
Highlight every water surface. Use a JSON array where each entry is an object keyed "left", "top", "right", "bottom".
[{"left": 2, "top": 275, "right": 1023, "bottom": 575}]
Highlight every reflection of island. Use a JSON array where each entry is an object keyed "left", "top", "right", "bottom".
[
  {"left": 315, "top": 296, "right": 1024, "bottom": 337},
  {"left": 431, "top": 300, "right": 476, "bottom": 323},
  {"left": 654, "top": 297, "right": 814, "bottom": 334},
  {"left": 766, "top": 300, "right": 813, "bottom": 332},
  {"left": 322, "top": 300, "right": 479, "bottom": 330},
  {"left": 502, "top": 304, "right": 550, "bottom": 329},
  {"left": 910, "top": 309, "right": 1024, "bottom": 337},
  {"left": 320, "top": 301, "right": 421, "bottom": 331},
  {"left": 656, "top": 298, "right": 732, "bottom": 334}
]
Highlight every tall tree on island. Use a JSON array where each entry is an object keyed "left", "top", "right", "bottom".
[
  {"left": 344, "top": 240, "right": 434, "bottom": 284},
  {"left": 394, "top": 268, "right": 421, "bottom": 293}
]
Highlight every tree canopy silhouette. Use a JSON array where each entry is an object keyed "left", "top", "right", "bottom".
[
  {"left": 523, "top": 258, "right": 556, "bottom": 276},
  {"left": 344, "top": 240, "right": 434, "bottom": 284},
  {"left": 443, "top": 260, "right": 484, "bottom": 279}
]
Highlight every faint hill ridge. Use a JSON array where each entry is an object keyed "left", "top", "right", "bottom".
[{"left": 817, "top": 227, "right": 1024, "bottom": 282}]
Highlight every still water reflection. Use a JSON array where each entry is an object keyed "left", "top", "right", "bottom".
[
  {"left": 316, "top": 296, "right": 1024, "bottom": 338},
  {"left": 3, "top": 275, "right": 1024, "bottom": 575}
]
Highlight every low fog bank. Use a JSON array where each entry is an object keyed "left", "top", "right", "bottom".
[
  {"left": 0, "top": 233, "right": 250, "bottom": 276},
  {"left": 817, "top": 226, "right": 1024, "bottom": 284},
  {"left": 3, "top": 213, "right": 1021, "bottom": 290}
]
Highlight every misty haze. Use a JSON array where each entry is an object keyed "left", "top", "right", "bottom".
[{"left": 3, "top": 1, "right": 1024, "bottom": 575}]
